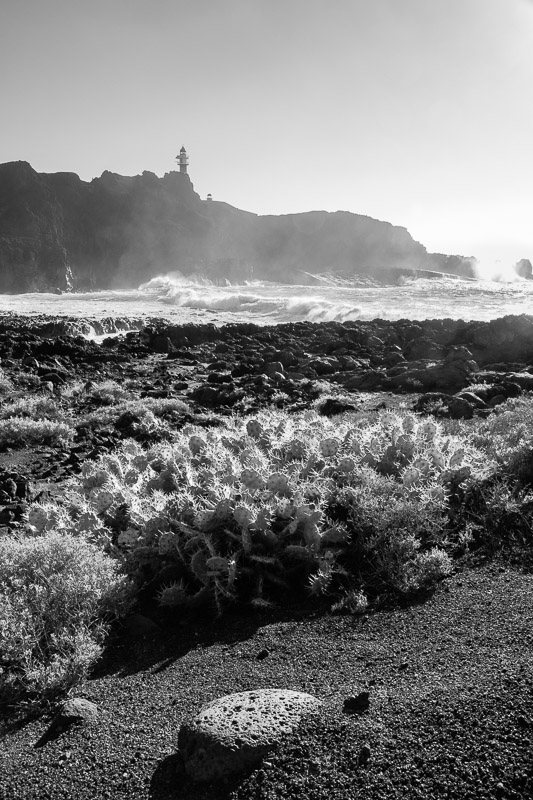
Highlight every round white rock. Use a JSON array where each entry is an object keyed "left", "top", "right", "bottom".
[{"left": 178, "top": 688, "right": 323, "bottom": 782}]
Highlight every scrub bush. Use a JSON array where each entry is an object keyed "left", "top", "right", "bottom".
[{"left": 0, "top": 531, "right": 131, "bottom": 703}]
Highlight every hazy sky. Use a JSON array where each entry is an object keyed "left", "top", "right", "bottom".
[{"left": 2, "top": 0, "right": 533, "bottom": 263}]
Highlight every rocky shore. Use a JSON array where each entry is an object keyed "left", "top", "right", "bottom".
[{"left": 0, "top": 311, "right": 532, "bottom": 542}]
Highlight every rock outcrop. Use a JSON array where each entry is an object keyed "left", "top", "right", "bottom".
[
  {"left": 514, "top": 259, "right": 533, "bottom": 280},
  {"left": 0, "top": 160, "right": 478, "bottom": 292}
]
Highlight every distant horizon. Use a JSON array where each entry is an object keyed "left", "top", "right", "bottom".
[{"left": 2, "top": 0, "right": 532, "bottom": 267}]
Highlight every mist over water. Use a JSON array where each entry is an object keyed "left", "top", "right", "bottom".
[{"left": 1, "top": 272, "right": 533, "bottom": 326}]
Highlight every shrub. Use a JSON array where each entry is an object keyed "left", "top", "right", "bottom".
[
  {"left": 0, "top": 531, "right": 131, "bottom": 703},
  {"left": 79, "top": 398, "right": 190, "bottom": 432},
  {"left": 0, "top": 396, "right": 66, "bottom": 421},
  {"left": 0, "top": 417, "right": 73, "bottom": 449},
  {"left": 86, "top": 380, "right": 129, "bottom": 406},
  {"left": 330, "top": 472, "right": 452, "bottom": 596},
  {"left": 0, "top": 371, "right": 13, "bottom": 396},
  {"left": 469, "top": 397, "right": 533, "bottom": 477}
]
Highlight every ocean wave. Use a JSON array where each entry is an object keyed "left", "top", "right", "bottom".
[
  {"left": 132, "top": 271, "right": 533, "bottom": 323},
  {"left": 139, "top": 273, "right": 364, "bottom": 322},
  {"left": 3, "top": 271, "right": 532, "bottom": 325}
]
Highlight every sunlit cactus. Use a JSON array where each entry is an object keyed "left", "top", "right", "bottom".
[
  {"left": 92, "top": 490, "right": 115, "bottom": 514},
  {"left": 32, "top": 401, "right": 493, "bottom": 619},
  {"left": 419, "top": 420, "right": 438, "bottom": 439},
  {"left": 286, "top": 438, "right": 306, "bottom": 459},
  {"left": 449, "top": 449, "right": 465, "bottom": 468},
  {"left": 233, "top": 505, "right": 254, "bottom": 528},
  {"left": 402, "top": 415, "right": 416, "bottom": 433},
  {"left": 402, "top": 467, "right": 420, "bottom": 488},
  {"left": 412, "top": 458, "right": 431, "bottom": 477},
  {"left": 188, "top": 435, "right": 207, "bottom": 455},
  {"left": 319, "top": 437, "right": 341, "bottom": 457},
  {"left": 240, "top": 468, "right": 264, "bottom": 491},
  {"left": 266, "top": 472, "right": 290, "bottom": 494},
  {"left": 28, "top": 505, "right": 49, "bottom": 533},
  {"left": 246, "top": 419, "right": 263, "bottom": 438},
  {"left": 76, "top": 511, "right": 102, "bottom": 533},
  {"left": 428, "top": 448, "right": 446, "bottom": 469}
]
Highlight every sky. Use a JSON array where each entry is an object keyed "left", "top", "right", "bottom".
[{"left": 1, "top": 0, "right": 533, "bottom": 265}]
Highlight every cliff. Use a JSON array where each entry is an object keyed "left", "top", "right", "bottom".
[{"left": 0, "top": 160, "right": 473, "bottom": 292}]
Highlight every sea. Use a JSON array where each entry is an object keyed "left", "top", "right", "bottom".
[{"left": 0, "top": 273, "right": 532, "bottom": 331}]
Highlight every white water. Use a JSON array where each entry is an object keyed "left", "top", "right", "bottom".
[{"left": 1, "top": 273, "right": 532, "bottom": 326}]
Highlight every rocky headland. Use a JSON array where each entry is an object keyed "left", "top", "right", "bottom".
[{"left": 0, "top": 160, "right": 484, "bottom": 293}]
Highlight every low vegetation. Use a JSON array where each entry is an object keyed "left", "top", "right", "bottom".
[
  {"left": 0, "top": 417, "right": 73, "bottom": 450},
  {"left": 2, "top": 396, "right": 533, "bottom": 704},
  {"left": 0, "top": 532, "right": 131, "bottom": 704}
]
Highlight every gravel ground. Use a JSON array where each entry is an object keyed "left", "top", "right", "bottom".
[{"left": 1, "top": 563, "right": 533, "bottom": 800}]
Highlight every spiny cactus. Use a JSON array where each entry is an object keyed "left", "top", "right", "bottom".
[
  {"left": 240, "top": 468, "right": 264, "bottom": 491},
  {"left": 286, "top": 438, "right": 306, "bottom": 460},
  {"left": 157, "top": 580, "right": 187, "bottom": 607},
  {"left": 338, "top": 456, "right": 356, "bottom": 473},
  {"left": 246, "top": 419, "right": 263, "bottom": 439},
  {"left": 31, "top": 403, "right": 491, "bottom": 617},
  {"left": 189, "top": 435, "right": 207, "bottom": 455},
  {"left": 158, "top": 531, "right": 178, "bottom": 555},
  {"left": 117, "top": 528, "right": 139, "bottom": 548},
  {"left": 319, "top": 437, "right": 341, "bottom": 457},
  {"left": 266, "top": 472, "right": 290, "bottom": 494},
  {"left": 233, "top": 505, "right": 254, "bottom": 529}
]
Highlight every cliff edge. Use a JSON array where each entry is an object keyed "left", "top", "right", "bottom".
[{"left": 0, "top": 161, "right": 475, "bottom": 292}]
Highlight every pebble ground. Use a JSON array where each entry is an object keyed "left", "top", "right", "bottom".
[{"left": 1, "top": 563, "right": 533, "bottom": 799}]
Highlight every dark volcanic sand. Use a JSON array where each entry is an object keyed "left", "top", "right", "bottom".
[{"left": 1, "top": 565, "right": 532, "bottom": 800}]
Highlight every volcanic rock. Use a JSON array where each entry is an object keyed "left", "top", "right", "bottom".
[
  {"left": 514, "top": 259, "right": 532, "bottom": 280},
  {"left": 178, "top": 689, "right": 323, "bottom": 782},
  {"left": 58, "top": 697, "right": 99, "bottom": 726},
  {"left": 404, "top": 336, "right": 443, "bottom": 361},
  {"left": 415, "top": 393, "right": 475, "bottom": 419}
]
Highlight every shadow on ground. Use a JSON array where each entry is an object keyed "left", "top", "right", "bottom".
[
  {"left": 149, "top": 753, "right": 257, "bottom": 800},
  {"left": 90, "top": 599, "right": 330, "bottom": 683}
]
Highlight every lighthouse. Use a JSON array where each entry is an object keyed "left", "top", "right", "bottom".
[{"left": 176, "top": 146, "right": 189, "bottom": 175}]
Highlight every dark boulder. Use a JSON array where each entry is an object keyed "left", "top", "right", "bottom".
[{"left": 415, "top": 393, "right": 475, "bottom": 419}]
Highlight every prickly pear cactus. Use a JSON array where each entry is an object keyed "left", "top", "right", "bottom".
[
  {"left": 240, "top": 468, "right": 264, "bottom": 491},
  {"left": 117, "top": 528, "right": 139, "bottom": 548},
  {"left": 338, "top": 457, "right": 356, "bottom": 473},
  {"left": 266, "top": 472, "right": 290, "bottom": 494},
  {"left": 189, "top": 435, "right": 207, "bottom": 455},
  {"left": 246, "top": 419, "right": 263, "bottom": 439},
  {"left": 319, "top": 437, "right": 341, "bottom": 458}
]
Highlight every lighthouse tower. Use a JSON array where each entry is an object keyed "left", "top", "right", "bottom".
[{"left": 176, "top": 146, "right": 189, "bottom": 175}]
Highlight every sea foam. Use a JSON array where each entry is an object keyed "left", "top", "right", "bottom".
[{"left": 0, "top": 272, "right": 532, "bottom": 325}]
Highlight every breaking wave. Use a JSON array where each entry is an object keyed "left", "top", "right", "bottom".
[
  {"left": 139, "top": 274, "right": 363, "bottom": 322},
  {"left": 138, "top": 272, "right": 533, "bottom": 323},
  {"left": 2, "top": 271, "right": 533, "bottom": 325}
]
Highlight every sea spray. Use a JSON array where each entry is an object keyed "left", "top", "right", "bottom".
[{"left": 1, "top": 273, "right": 533, "bottom": 324}]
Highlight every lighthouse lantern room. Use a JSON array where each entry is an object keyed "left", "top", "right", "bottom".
[{"left": 176, "top": 146, "right": 189, "bottom": 174}]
